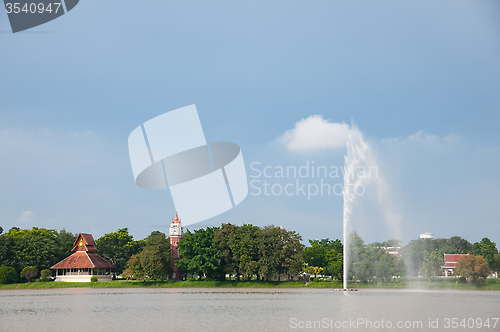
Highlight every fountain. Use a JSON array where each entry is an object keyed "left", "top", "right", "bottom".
[{"left": 342, "top": 124, "right": 372, "bottom": 291}]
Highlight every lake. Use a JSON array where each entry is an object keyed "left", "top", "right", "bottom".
[{"left": 0, "top": 288, "right": 499, "bottom": 331}]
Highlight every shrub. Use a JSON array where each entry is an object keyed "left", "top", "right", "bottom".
[
  {"left": 40, "top": 269, "right": 52, "bottom": 281},
  {"left": 90, "top": 276, "right": 98, "bottom": 282},
  {"left": 456, "top": 254, "right": 490, "bottom": 284},
  {"left": 0, "top": 266, "right": 18, "bottom": 284},
  {"left": 20, "top": 266, "right": 38, "bottom": 282}
]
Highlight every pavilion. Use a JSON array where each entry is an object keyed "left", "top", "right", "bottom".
[
  {"left": 51, "top": 233, "right": 116, "bottom": 282},
  {"left": 441, "top": 254, "right": 468, "bottom": 277}
]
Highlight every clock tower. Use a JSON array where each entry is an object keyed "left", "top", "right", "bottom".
[{"left": 169, "top": 212, "right": 183, "bottom": 280}]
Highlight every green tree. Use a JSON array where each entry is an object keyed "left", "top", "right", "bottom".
[
  {"left": 494, "top": 251, "right": 500, "bottom": 271},
  {"left": 124, "top": 232, "right": 172, "bottom": 281},
  {"left": 213, "top": 223, "right": 239, "bottom": 279},
  {"left": 233, "top": 224, "right": 261, "bottom": 280},
  {"left": 0, "top": 266, "right": 17, "bottom": 284},
  {"left": 447, "top": 236, "right": 471, "bottom": 254},
  {"left": 55, "top": 229, "right": 76, "bottom": 262},
  {"left": 455, "top": 254, "right": 490, "bottom": 283},
  {"left": 40, "top": 269, "right": 52, "bottom": 281},
  {"left": 472, "top": 238, "right": 498, "bottom": 270},
  {"left": 0, "top": 226, "right": 3, "bottom": 235},
  {"left": 257, "top": 226, "right": 303, "bottom": 281},
  {"left": 96, "top": 228, "right": 141, "bottom": 274},
  {"left": 6, "top": 227, "right": 59, "bottom": 271},
  {"left": 177, "top": 227, "right": 224, "bottom": 280},
  {"left": 323, "top": 249, "right": 343, "bottom": 280},
  {"left": 423, "top": 250, "right": 443, "bottom": 282},
  {"left": 20, "top": 266, "right": 38, "bottom": 282},
  {"left": 0, "top": 235, "right": 16, "bottom": 270},
  {"left": 304, "top": 240, "right": 328, "bottom": 267},
  {"left": 401, "top": 238, "right": 443, "bottom": 277}
]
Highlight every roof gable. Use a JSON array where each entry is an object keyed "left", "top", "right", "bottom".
[{"left": 72, "top": 233, "right": 98, "bottom": 252}]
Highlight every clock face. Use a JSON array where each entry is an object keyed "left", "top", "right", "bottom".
[{"left": 171, "top": 227, "right": 178, "bottom": 235}]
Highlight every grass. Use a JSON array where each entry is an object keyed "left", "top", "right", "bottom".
[{"left": 1, "top": 278, "right": 499, "bottom": 290}]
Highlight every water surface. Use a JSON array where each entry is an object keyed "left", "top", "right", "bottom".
[{"left": 0, "top": 288, "right": 498, "bottom": 331}]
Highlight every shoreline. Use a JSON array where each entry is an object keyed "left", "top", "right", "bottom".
[{"left": 1, "top": 279, "right": 499, "bottom": 290}]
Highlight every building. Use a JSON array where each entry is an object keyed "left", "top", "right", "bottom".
[
  {"left": 441, "top": 254, "right": 468, "bottom": 277},
  {"left": 51, "top": 233, "right": 116, "bottom": 282},
  {"left": 169, "top": 212, "right": 183, "bottom": 280},
  {"left": 419, "top": 232, "right": 434, "bottom": 239},
  {"left": 381, "top": 247, "right": 401, "bottom": 257}
]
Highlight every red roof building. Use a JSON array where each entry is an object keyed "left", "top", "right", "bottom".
[
  {"left": 51, "top": 233, "right": 116, "bottom": 282},
  {"left": 441, "top": 254, "right": 468, "bottom": 277}
]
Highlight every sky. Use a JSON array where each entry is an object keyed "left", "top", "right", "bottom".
[{"left": 1, "top": 0, "right": 499, "bottom": 246}]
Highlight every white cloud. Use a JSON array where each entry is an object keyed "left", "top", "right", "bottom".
[
  {"left": 382, "top": 130, "right": 460, "bottom": 144},
  {"left": 408, "top": 130, "right": 440, "bottom": 143},
  {"left": 17, "top": 210, "right": 34, "bottom": 223},
  {"left": 278, "top": 115, "right": 350, "bottom": 152}
]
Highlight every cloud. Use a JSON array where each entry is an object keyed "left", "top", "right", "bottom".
[
  {"left": 382, "top": 130, "right": 460, "bottom": 144},
  {"left": 278, "top": 115, "right": 350, "bottom": 152},
  {"left": 17, "top": 210, "right": 34, "bottom": 223}
]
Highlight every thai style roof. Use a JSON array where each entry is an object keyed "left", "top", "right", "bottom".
[
  {"left": 441, "top": 254, "right": 468, "bottom": 269},
  {"left": 71, "top": 233, "right": 98, "bottom": 253},
  {"left": 51, "top": 252, "right": 116, "bottom": 269},
  {"left": 50, "top": 233, "right": 115, "bottom": 270}
]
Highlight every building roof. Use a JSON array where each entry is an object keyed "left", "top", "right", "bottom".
[
  {"left": 72, "top": 233, "right": 98, "bottom": 253},
  {"left": 76, "top": 233, "right": 96, "bottom": 246},
  {"left": 444, "top": 254, "right": 468, "bottom": 263},
  {"left": 441, "top": 254, "right": 468, "bottom": 269},
  {"left": 51, "top": 232, "right": 115, "bottom": 270},
  {"left": 172, "top": 211, "right": 181, "bottom": 224},
  {"left": 51, "top": 252, "right": 116, "bottom": 269}
]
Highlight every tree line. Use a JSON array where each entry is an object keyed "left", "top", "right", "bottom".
[
  {"left": 175, "top": 224, "right": 304, "bottom": 281},
  {"left": 1, "top": 224, "right": 499, "bottom": 284},
  {"left": 346, "top": 233, "right": 500, "bottom": 284}
]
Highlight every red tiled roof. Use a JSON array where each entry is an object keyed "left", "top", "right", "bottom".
[
  {"left": 73, "top": 233, "right": 96, "bottom": 247},
  {"left": 444, "top": 254, "right": 468, "bottom": 263},
  {"left": 71, "top": 244, "right": 98, "bottom": 253},
  {"left": 51, "top": 252, "right": 115, "bottom": 269},
  {"left": 71, "top": 233, "right": 99, "bottom": 253},
  {"left": 441, "top": 263, "right": 457, "bottom": 268}
]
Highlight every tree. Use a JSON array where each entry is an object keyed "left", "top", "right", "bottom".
[
  {"left": 233, "top": 224, "right": 261, "bottom": 280},
  {"left": 423, "top": 250, "right": 443, "bottom": 282},
  {"left": 323, "top": 249, "right": 343, "bottom": 280},
  {"left": 124, "top": 232, "right": 172, "bottom": 281},
  {"left": 0, "top": 266, "right": 17, "bottom": 284},
  {"left": 303, "top": 266, "right": 323, "bottom": 278},
  {"left": 257, "top": 226, "right": 303, "bottom": 281},
  {"left": 401, "top": 238, "right": 444, "bottom": 277},
  {"left": 6, "top": 227, "right": 59, "bottom": 271},
  {"left": 304, "top": 240, "right": 328, "bottom": 267},
  {"left": 40, "top": 269, "right": 52, "bottom": 281},
  {"left": 96, "top": 228, "right": 141, "bottom": 274},
  {"left": 0, "top": 235, "right": 16, "bottom": 270},
  {"left": 0, "top": 226, "right": 3, "bottom": 235},
  {"left": 455, "top": 254, "right": 490, "bottom": 283},
  {"left": 20, "top": 266, "right": 38, "bottom": 282},
  {"left": 177, "top": 227, "right": 224, "bottom": 280},
  {"left": 55, "top": 229, "right": 76, "bottom": 262},
  {"left": 447, "top": 236, "right": 471, "bottom": 254},
  {"left": 473, "top": 238, "right": 498, "bottom": 271},
  {"left": 495, "top": 251, "right": 500, "bottom": 271},
  {"left": 304, "top": 238, "right": 343, "bottom": 281},
  {"left": 213, "top": 223, "right": 239, "bottom": 279}
]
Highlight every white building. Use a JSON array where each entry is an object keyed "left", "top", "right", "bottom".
[{"left": 419, "top": 232, "right": 434, "bottom": 239}]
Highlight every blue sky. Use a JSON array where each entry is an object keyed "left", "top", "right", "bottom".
[{"left": 1, "top": 0, "right": 499, "bottom": 245}]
